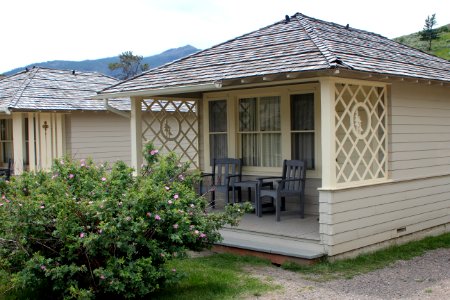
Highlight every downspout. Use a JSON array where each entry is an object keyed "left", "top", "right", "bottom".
[{"left": 104, "top": 99, "right": 130, "bottom": 119}]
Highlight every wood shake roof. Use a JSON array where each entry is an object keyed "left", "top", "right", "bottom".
[
  {"left": 99, "top": 13, "right": 450, "bottom": 96},
  {"left": 0, "top": 67, "right": 130, "bottom": 111}
]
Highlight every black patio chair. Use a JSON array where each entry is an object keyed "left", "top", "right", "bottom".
[
  {"left": 257, "top": 159, "right": 306, "bottom": 221},
  {"left": 0, "top": 159, "right": 12, "bottom": 181},
  {"left": 199, "top": 158, "right": 242, "bottom": 207}
]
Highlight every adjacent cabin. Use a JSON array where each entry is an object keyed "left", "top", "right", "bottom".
[
  {"left": 0, "top": 67, "right": 133, "bottom": 174},
  {"left": 81, "top": 13, "right": 450, "bottom": 259}
]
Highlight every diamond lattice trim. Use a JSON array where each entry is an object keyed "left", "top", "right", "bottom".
[
  {"left": 335, "top": 83, "right": 387, "bottom": 184},
  {"left": 142, "top": 99, "right": 199, "bottom": 168}
]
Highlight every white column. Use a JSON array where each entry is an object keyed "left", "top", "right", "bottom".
[
  {"left": 56, "top": 114, "right": 64, "bottom": 158},
  {"left": 130, "top": 97, "right": 143, "bottom": 174},
  {"left": 12, "top": 113, "right": 24, "bottom": 175},
  {"left": 28, "top": 113, "right": 36, "bottom": 172},
  {"left": 320, "top": 78, "right": 337, "bottom": 189}
]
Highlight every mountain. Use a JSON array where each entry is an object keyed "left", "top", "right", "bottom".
[
  {"left": 394, "top": 24, "right": 450, "bottom": 60},
  {"left": 3, "top": 45, "right": 200, "bottom": 77}
]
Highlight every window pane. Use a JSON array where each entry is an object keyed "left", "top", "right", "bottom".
[
  {"left": 291, "top": 94, "right": 314, "bottom": 130},
  {"left": 239, "top": 98, "right": 257, "bottom": 131},
  {"left": 261, "top": 133, "right": 281, "bottom": 167},
  {"left": 209, "top": 100, "right": 227, "bottom": 132},
  {"left": 260, "top": 96, "right": 280, "bottom": 131},
  {"left": 241, "top": 133, "right": 259, "bottom": 166},
  {"left": 210, "top": 134, "right": 227, "bottom": 164},
  {"left": 292, "top": 132, "right": 314, "bottom": 169}
]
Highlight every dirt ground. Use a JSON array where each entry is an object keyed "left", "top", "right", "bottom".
[{"left": 245, "top": 248, "right": 450, "bottom": 300}]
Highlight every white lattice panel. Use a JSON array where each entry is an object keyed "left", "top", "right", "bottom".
[
  {"left": 335, "top": 83, "right": 387, "bottom": 184},
  {"left": 142, "top": 99, "right": 199, "bottom": 168}
]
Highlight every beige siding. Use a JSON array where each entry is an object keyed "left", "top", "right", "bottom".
[
  {"left": 320, "top": 175, "right": 450, "bottom": 256},
  {"left": 66, "top": 112, "right": 131, "bottom": 164},
  {"left": 390, "top": 83, "right": 450, "bottom": 180},
  {"left": 320, "top": 83, "right": 450, "bottom": 256}
]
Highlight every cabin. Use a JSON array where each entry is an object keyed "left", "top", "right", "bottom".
[
  {"left": 96, "top": 13, "right": 450, "bottom": 260},
  {"left": 0, "top": 67, "right": 133, "bottom": 174}
]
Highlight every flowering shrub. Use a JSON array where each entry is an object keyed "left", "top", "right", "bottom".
[{"left": 0, "top": 145, "right": 246, "bottom": 299}]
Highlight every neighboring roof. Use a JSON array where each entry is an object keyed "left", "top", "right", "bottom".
[
  {"left": 99, "top": 13, "right": 450, "bottom": 97},
  {"left": 0, "top": 67, "right": 130, "bottom": 111}
]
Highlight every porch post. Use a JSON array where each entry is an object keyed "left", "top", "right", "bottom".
[
  {"left": 130, "top": 97, "right": 143, "bottom": 175},
  {"left": 12, "top": 113, "right": 24, "bottom": 175},
  {"left": 319, "top": 78, "right": 336, "bottom": 189}
]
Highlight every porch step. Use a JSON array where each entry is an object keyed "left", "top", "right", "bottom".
[{"left": 218, "top": 228, "right": 325, "bottom": 260}]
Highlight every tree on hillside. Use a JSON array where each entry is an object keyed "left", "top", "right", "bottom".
[
  {"left": 420, "top": 14, "right": 439, "bottom": 51},
  {"left": 108, "top": 51, "right": 149, "bottom": 80}
]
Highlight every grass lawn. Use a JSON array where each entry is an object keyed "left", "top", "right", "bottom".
[{"left": 151, "top": 253, "right": 280, "bottom": 299}]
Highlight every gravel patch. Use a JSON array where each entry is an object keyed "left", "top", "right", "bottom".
[{"left": 245, "top": 248, "right": 450, "bottom": 300}]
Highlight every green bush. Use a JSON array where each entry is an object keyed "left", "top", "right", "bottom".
[{"left": 0, "top": 145, "right": 246, "bottom": 299}]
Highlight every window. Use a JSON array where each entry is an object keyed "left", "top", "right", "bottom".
[
  {"left": 0, "top": 119, "right": 13, "bottom": 166},
  {"left": 239, "top": 96, "right": 281, "bottom": 167},
  {"left": 291, "top": 93, "right": 315, "bottom": 169},
  {"left": 209, "top": 100, "right": 227, "bottom": 164}
]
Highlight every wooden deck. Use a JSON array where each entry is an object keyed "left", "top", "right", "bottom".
[{"left": 217, "top": 211, "right": 324, "bottom": 260}]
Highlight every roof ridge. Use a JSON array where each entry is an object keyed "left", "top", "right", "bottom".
[
  {"left": 294, "top": 13, "right": 353, "bottom": 70},
  {"left": 9, "top": 67, "right": 39, "bottom": 109}
]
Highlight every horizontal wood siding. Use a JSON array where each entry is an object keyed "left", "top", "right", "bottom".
[
  {"left": 320, "top": 83, "right": 450, "bottom": 256},
  {"left": 67, "top": 112, "right": 131, "bottom": 164},
  {"left": 320, "top": 175, "right": 450, "bottom": 255},
  {"left": 390, "top": 83, "right": 450, "bottom": 180}
]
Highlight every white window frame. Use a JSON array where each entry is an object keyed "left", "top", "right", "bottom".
[{"left": 203, "top": 83, "right": 321, "bottom": 178}]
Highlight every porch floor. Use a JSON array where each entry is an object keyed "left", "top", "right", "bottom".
[{"left": 218, "top": 212, "right": 325, "bottom": 259}]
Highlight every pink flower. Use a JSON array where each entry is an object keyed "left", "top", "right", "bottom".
[
  {"left": 80, "top": 232, "right": 85, "bottom": 238},
  {"left": 98, "top": 229, "right": 103, "bottom": 234},
  {"left": 0, "top": 203, "right": 3, "bottom": 207},
  {"left": 150, "top": 149, "right": 159, "bottom": 155},
  {"left": 154, "top": 215, "right": 161, "bottom": 221},
  {"left": 173, "top": 224, "right": 179, "bottom": 229},
  {"left": 174, "top": 194, "right": 179, "bottom": 199},
  {"left": 69, "top": 174, "right": 74, "bottom": 179},
  {"left": 146, "top": 212, "right": 151, "bottom": 217},
  {"left": 80, "top": 160, "right": 86, "bottom": 167},
  {"left": 101, "top": 177, "right": 106, "bottom": 182},
  {"left": 200, "top": 233, "right": 206, "bottom": 238},
  {"left": 194, "top": 230, "right": 199, "bottom": 235},
  {"left": 40, "top": 205, "right": 45, "bottom": 209},
  {"left": 40, "top": 265, "right": 46, "bottom": 271},
  {"left": 5, "top": 199, "right": 10, "bottom": 203},
  {"left": 168, "top": 200, "right": 173, "bottom": 205},
  {"left": 100, "top": 275, "right": 105, "bottom": 280},
  {"left": 1, "top": 195, "right": 5, "bottom": 199},
  {"left": 172, "top": 268, "right": 176, "bottom": 272}
]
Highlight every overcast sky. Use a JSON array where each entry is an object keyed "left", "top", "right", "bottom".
[{"left": 1, "top": 0, "right": 449, "bottom": 73}]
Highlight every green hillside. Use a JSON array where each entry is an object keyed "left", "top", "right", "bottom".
[{"left": 394, "top": 24, "right": 450, "bottom": 60}]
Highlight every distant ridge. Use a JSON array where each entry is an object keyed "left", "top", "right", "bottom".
[{"left": 3, "top": 45, "right": 200, "bottom": 78}]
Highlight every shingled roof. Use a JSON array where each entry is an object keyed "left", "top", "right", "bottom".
[
  {"left": 99, "top": 13, "right": 450, "bottom": 97},
  {"left": 0, "top": 67, "right": 130, "bottom": 112}
]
